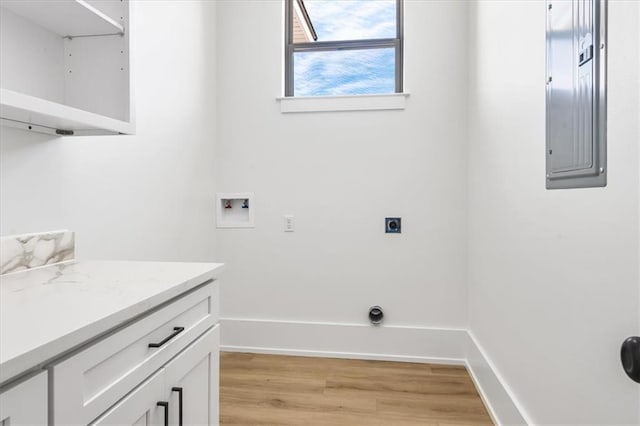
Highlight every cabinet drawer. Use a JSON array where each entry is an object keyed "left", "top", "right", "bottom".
[
  {"left": 89, "top": 369, "right": 165, "bottom": 426},
  {"left": 0, "top": 372, "right": 47, "bottom": 426},
  {"left": 53, "top": 282, "right": 219, "bottom": 426}
]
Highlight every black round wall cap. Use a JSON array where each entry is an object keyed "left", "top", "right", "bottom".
[
  {"left": 369, "top": 306, "right": 384, "bottom": 325},
  {"left": 621, "top": 336, "right": 640, "bottom": 383}
]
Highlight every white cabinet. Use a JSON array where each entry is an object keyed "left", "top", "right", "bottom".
[
  {"left": 0, "top": 0, "right": 134, "bottom": 135},
  {"left": 53, "top": 284, "right": 218, "bottom": 425},
  {"left": 0, "top": 372, "right": 47, "bottom": 426},
  {"left": 53, "top": 282, "right": 220, "bottom": 426},
  {"left": 0, "top": 263, "right": 222, "bottom": 426}
]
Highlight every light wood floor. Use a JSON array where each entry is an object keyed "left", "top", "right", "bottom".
[{"left": 220, "top": 352, "right": 493, "bottom": 425}]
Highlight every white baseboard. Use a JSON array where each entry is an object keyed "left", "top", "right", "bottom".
[
  {"left": 220, "top": 318, "right": 530, "bottom": 425},
  {"left": 220, "top": 318, "right": 467, "bottom": 364},
  {"left": 465, "top": 331, "right": 531, "bottom": 425}
]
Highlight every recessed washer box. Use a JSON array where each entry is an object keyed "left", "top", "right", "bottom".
[{"left": 216, "top": 193, "right": 255, "bottom": 228}]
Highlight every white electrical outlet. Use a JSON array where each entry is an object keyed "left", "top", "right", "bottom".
[{"left": 284, "top": 215, "right": 295, "bottom": 232}]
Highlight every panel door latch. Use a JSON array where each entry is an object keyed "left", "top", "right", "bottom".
[{"left": 579, "top": 44, "right": 593, "bottom": 66}]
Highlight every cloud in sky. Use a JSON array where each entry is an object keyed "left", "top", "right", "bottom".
[
  {"left": 294, "top": 0, "right": 396, "bottom": 96},
  {"left": 304, "top": 0, "right": 396, "bottom": 41}
]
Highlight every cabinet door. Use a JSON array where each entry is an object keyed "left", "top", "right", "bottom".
[
  {"left": 91, "top": 369, "right": 165, "bottom": 426},
  {"left": 0, "top": 372, "right": 47, "bottom": 426},
  {"left": 164, "top": 325, "right": 220, "bottom": 426}
]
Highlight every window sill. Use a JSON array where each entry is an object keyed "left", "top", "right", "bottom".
[{"left": 277, "top": 93, "right": 409, "bottom": 113}]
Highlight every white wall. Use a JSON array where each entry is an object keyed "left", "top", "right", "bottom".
[
  {"left": 3, "top": 1, "right": 637, "bottom": 422},
  {"left": 215, "top": 0, "right": 469, "bottom": 334},
  {"left": 0, "top": 1, "right": 218, "bottom": 262},
  {"left": 467, "top": 1, "right": 640, "bottom": 424},
  {"left": 637, "top": 4, "right": 640, "bottom": 423}
]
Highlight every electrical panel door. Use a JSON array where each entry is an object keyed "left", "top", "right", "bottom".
[{"left": 546, "top": 0, "right": 607, "bottom": 189}]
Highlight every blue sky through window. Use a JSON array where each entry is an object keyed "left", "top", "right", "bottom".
[{"left": 294, "top": 0, "right": 397, "bottom": 96}]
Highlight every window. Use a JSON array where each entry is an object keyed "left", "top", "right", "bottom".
[{"left": 285, "top": 0, "right": 403, "bottom": 97}]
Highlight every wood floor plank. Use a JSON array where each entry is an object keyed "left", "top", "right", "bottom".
[
  {"left": 325, "top": 374, "right": 479, "bottom": 397},
  {"left": 221, "top": 374, "right": 326, "bottom": 395},
  {"left": 376, "top": 395, "right": 492, "bottom": 424},
  {"left": 430, "top": 365, "right": 470, "bottom": 377},
  {"left": 220, "top": 352, "right": 493, "bottom": 425},
  {"left": 221, "top": 389, "right": 376, "bottom": 415}
]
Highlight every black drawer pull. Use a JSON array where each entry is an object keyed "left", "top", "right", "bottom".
[
  {"left": 149, "top": 327, "right": 185, "bottom": 348},
  {"left": 172, "top": 387, "right": 183, "bottom": 426},
  {"left": 157, "top": 401, "right": 169, "bottom": 426}
]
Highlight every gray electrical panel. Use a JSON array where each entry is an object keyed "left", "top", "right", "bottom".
[{"left": 546, "top": 0, "right": 607, "bottom": 189}]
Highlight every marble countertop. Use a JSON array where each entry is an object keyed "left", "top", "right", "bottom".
[{"left": 0, "top": 260, "right": 223, "bottom": 385}]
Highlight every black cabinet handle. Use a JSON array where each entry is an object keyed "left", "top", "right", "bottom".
[
  {"left": 621, "top": 336, "right": 640, "bottom": 383},
  {"left": 157, "top": 401, "right": 169, "bottom": 426},
  {"left": 148, "top": 327, "right": 185, "bottom": 348},
  {"left": 172, "top": 387, "right": 183, "bottom": 426}
]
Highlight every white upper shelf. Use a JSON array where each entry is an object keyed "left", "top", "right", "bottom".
[
  {"left": 1, "top": 0, "right": 124, "bottom": 38},
  {"left": 0, "top": 88, "right": 134, "bottom": 135}
]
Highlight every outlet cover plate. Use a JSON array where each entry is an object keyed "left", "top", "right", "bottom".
[{"left": 385, "top": 217, "right": 401, "bottom": 233}]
